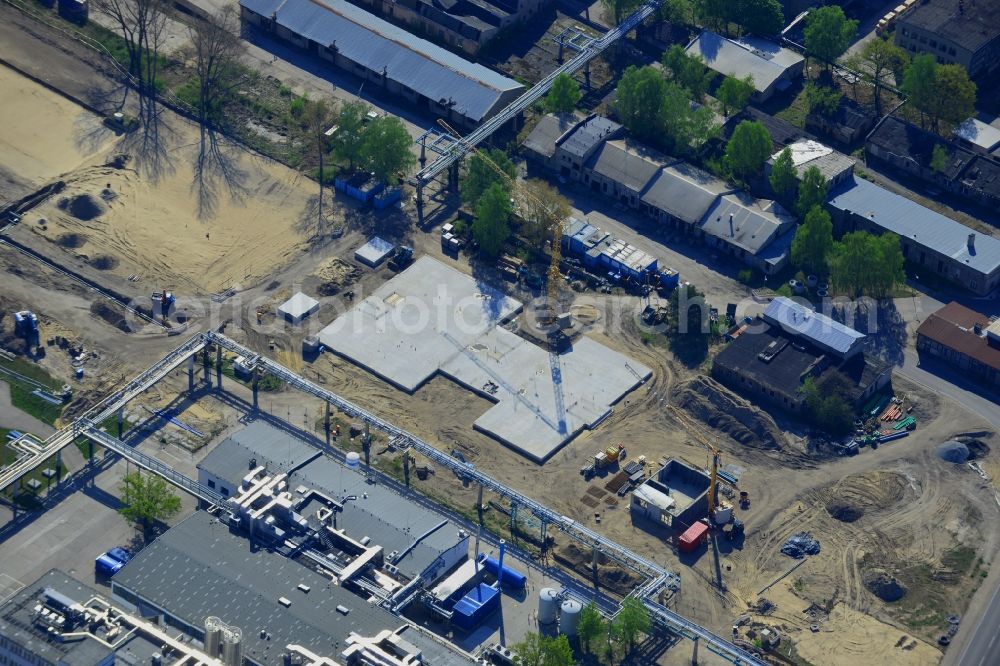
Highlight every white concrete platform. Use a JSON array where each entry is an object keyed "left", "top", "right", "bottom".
[
  {"left": 318, "top": 256, "right": 651, "bottom": 461},
  {"left": 278, "top": 291, "right": 319, "bottom": 324},
  {"left": 355, "top": 236, "right": 395, "bottom": 267}
]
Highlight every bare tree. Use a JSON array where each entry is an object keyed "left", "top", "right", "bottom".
[
  {"left": 298, "top": 98, "right": 337, "bottom": 229},
  {"left": 93, "top": 0, "right": 167, "bottom": 98},
  {"left": 188, "top": 7, "right": 247, "bottom": 127}
]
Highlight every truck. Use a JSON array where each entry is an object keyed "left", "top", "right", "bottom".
[
  {"left": 387, "top": 246, "right": 413, "bottom": 272},
  {"left": 95, "top": 547, "right": 132, "bottom": 577}
]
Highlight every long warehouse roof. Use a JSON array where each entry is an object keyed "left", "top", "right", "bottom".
[{"left": 240, "top": 0, "right": 523, "bottom": 122}]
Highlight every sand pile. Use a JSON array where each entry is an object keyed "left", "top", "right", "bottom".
[
  {"left": 864, "top": 570, "right": 907, "bottom": 602},
  {"left": 937, "top": 440, "right": 970, "bottom": 464}
]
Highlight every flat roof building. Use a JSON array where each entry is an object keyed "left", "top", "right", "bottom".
[
  {"left": 278, "top": 291, "right": 320, "bottom": 324},
  {"left": 894, "top": 0, "right": 1000, "bottom": 79},
  {"left": 112, "top": 512, "right": 475, "bottom": 666},
  {"left": 685, "top": 31, "right": 805, "bottom": 102},
  {"left": 916, "top": 301, "right": 1000, "bottom": 386},
  {"left": 826, "top": 176, "right": 1000, "bottom": 295},
  {"left": 239, "top": 0, "right": 524, "bottom": 128}
]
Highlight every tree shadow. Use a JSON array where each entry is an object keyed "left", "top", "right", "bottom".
[
  {"left": 191, "top": 125, "right": 251, "bottom": 220},
  {"left": 831, "top": 299, "right": 908, "bottom": 366},
  {"left": 117, "top": 97, "right": 177, "bottom": 186}
]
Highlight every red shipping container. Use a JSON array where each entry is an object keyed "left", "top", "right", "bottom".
[{"left": 678, "top": 521, "right": 709, "bottom": 553}]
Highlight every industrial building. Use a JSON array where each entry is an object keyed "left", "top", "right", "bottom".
[
  {"left": 0, "top": 570, "right": 216, "bottom": 666},
  {"left": 826, "top": 176, "right": 1000, "bottom": 295},
  {"left": 916, "top": 301, "right": 1000, "bottom": 386},
  {"left": 238, "top": 0, "right": 525, "bottom": 128},
  {"left": 562, "top": 218, "right": 658, "bottom": 282},
  {"left": 197, "top": 421, "right": 469, "bottom": 584},
  {"left": 712, "top": 299, "right": 890, "bottom": 413},
  {"left": 352, "top": 0, "right": 547, "bottom": 54},
  {"left": 630, "top": 459, "right": 711, "bottom": 530},
  {"left": 112, "top": 512, "right": 474, "bottom": 666},
  {"left": 685, "top": 31, "right": 805, "bottom": 102},
  {"left": 278, "top": 291, "right": 320, "bottom": 324},
  {"left": 865, "top": 117, "right": 1000, "bottom": 211},
  {"left": 766, "top": 139, "right": 856, "bottom": 187},
  {"left": 894, "top": 0, "right": 1000, "bottom": 79},
  {"left": 523, "top": 115, "right": 798, "bottom": 273},
  {"left": 318, "top": 256, "right": 652, "bottom": 461}
]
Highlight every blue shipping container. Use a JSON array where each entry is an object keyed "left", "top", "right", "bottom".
[
  {"left": 480, "top": 555, "right": 527, "bottom": 589},
  {"left": 452, "top": 583, "right": 500, "bottom": 630}
]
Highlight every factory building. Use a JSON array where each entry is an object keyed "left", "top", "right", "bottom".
[
  {"left": 685, "top": 31, "right": 805, "bottom": 102},
  {"left": 239, "top": 0, "right": 525, "bottom": 128}
]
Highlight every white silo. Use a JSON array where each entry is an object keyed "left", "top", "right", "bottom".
[
  {"left": 538, "top": 588, "right": 560, "bottom": 625},
  {"left": 559, "top": 599, "right": 582, "bottom": 636},
  {"left": 221, "top": 626, "right": 243, "bottom": 666},
  {"left": 345, "top": 452, "right": 361, "bottom": 470},
  {"left": 204, "top": 616, "right": 222, "bottom": 656}
]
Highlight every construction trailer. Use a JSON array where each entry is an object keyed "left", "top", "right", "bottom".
[{"left": 678, "top": 521, "right": 709, "bottom": 553}]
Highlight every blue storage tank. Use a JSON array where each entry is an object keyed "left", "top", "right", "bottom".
[
  {"left": 451, "top": 584, "right": 500, "bottom": 630},
  {"left": 480, "top": 555, "right": 527, "bottom": 590}
]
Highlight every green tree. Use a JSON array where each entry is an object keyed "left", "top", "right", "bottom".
[
  {"left": 696, "top": 0, "right": 737, "bottom": 34},
  {"left": 518, "top": 179, "right": 571, "bottom": 247},
  {"left": 901, "top": 53, "right": 938, "bottom": 129},
  {"left": 769, "top": 147, "right": 798, "bottom": 201},
  {"left": 853, "top": 37, "right": 908, "bottom": 116},
  {"left": 119, "top": 471, "right": 181, "bottom": 542},
  {"left": 805, "top": 83, "right": 842, "bottom": 117},
  {"left": 614, "top": 65, "right": 669, "bottom": 144},
  {"left": 926, "top": 64, "right": 977, "bottom": 133},
  {"left": 658, "top": 0, "right": 693, "bottom": 24},
  {"left": 473, "top": 182, "right": 512, "bottom": 258},
  {"left": 829, "top": 231, "right": 904, "bottom": 297},
  {"left": 601, "top": 0, "right": 642, "bottom": 24},
  {"left": 791, "top": 205, "right": 833, "bottom": 275},
  {"left": 611, "top": 596, "right": 651, "bottom": 653},
  {"left": 796, "top": 165, "right": 828, "bottom": 217},
  {"left": 800, "top": 376, "right": 854, "bottom": 437},
  {"left": 544, "top": 72, "right": 582, "bottom": 114},
  {"left": 578, "top": 602, "right": 605, "bottom": 654},
  {"left": 663, "top": 44, "right": 713, "bottom": 100},
  {"left": 330, "top": 100, "right": 369, "bottom": 170},
  {"left": 662, "top": 81, "right": 719, "bottom": 155},
  {"left": 361, "top": 116, "right": 415, "bottom": 185},
  {"left": 930, "top": 143, "right": 949, "bottom": 174},
  {"left": 803, "top": 5, "right": 858, "bottom": 68},
  {"left": 716, "top": 74, "right": 755, "bottom": 117},
  {"left": 461, "top": 148, "right": 516, "bottom": 205},
  {"left": 509, "top": 632, "right": 574, "bottom": 666},
  {"left": 739, "top": 0, "right": 784, "bottom": 37},
  {"left": 724, "top": 120, "right": 773, "bottom": 182}
]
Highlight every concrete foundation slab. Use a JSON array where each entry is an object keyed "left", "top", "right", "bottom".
[{"left": 318, "top": 257, "right": 651, "bottom": 461}]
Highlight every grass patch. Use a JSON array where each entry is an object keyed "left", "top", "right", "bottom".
[
  {"left": 7, "top": 382, "right": 63, "bottom": 426},
  {"left": 0, "top": 357, "right": 61, "bottom": 389},
  {"left": 773, "top": 86, "right": 810, "bottom": 129}
]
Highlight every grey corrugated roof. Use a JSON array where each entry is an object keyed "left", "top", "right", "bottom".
[
  {"left": 827, "top": 177, "right": 1000, "bottom": 276},
  {"left": 113, "top": 513, "right": 408, "bottom": 663},
  {"left": 197, "top": 421, "right": 318, "bottom": 486},
  {"left": 557, "top": 115, "right": 622, "bottom": 159},
  {"left": 764, "top": 297, "right": 865, "bottom": 357},
  {"left": 700, "top": 193, "right": 795, "bottom": 254},
  {"left": 523, "top": 113, "right": 579, "bottom": 159},
  {"left": 768, "top": 140, "right": 855, "bottom": 181},
  {"left": 243, "top": 0, "right": 523, "bottom": 122},
  {"left": 640, "top": 161, "right": 733, "bottom": 224},
  {"left": 587, "top": 140, "right": 664, "bottom": 193},
  {"left": 686, "top": 31, "right": 803, "bottom": 93}
]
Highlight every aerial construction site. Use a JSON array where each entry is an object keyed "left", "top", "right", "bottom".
[{"left": 2, "top": 0, "right": 1000, "bottom": 665}]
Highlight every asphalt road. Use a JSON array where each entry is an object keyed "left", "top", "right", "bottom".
[{"left": 949, "top": 579, "right": 1000, "bottom": 666}]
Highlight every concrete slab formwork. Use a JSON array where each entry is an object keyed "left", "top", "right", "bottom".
[{"left": 318, "top": 257, "right": 651, "bottom": 461}]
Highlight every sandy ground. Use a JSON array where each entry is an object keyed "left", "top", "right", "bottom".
[
  {"left": 0, "top": 65, "right": 330, "bottom": 294},
  {"left": 0, "top": 65, "right": 113, "bottom": 200}
]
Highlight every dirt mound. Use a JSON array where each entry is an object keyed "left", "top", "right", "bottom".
[
  {"left": 937, "top": 441, "right": 970, "bottom": 464},
  {"left": 58, "top": 193, "right": 105, "bottom": 220},
  {"left": 554, "top": 542, "right": 638, "bottom": 596},
  {"left": 89, "top": 254, "right": 119, "bottom": 270},
  {"left": 312, "top": 257, "right": 360, "bottom": 296},
  {"left": 956, "top": 436, "right": 990, "bottom": 460},
  {"left": 89, "top": 301, "right": 131, "bottom": 332},
  {"left": 864, "top": 569, "right": 907, "bottom": 602},
  {"left": 672, "top": 376, "right": 784, "bottom": 449},
  {"left": 826, "top": 471, "right": 911, "bottom": 513},
  {"left": 826, "top": 502, "right": 864, "bottom": 522},
  {"left": 57, "top": 232, "right": 86, "bottom": 248}
]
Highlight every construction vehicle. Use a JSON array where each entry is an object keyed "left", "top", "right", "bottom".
[{"left": 387, "top": 246, "right": 414, "bottom": 272}]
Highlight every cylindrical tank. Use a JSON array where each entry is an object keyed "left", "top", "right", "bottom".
[
  {"left": 538, "top": 588, "right": 559, "bottom": 625},
  {"left": 221, "top": 626, "right": 243, "bottom": 666},
  {"left": 559, "top": 599, "right": 582, "bottom": 636},
  {"left": 713, "top": 503, "right": 733, "bottom": 525},
  {"left": 345, "top": 452, "right": 361, "bottom": 470},
  {"left": 204, "top": 616, "right": 222, "bottom": 656}
]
